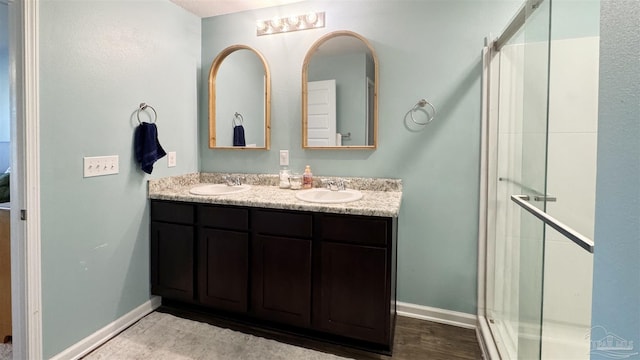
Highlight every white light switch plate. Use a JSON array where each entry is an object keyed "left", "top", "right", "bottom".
[
  {"left": 167, "top": 151, "right": 176, "bottom": 167},
  {"left": 279, "top": 150, "right": 289, "bottom": 166},
  {"left": 83, "top": 155, "right": 119, "bottom": 177}
]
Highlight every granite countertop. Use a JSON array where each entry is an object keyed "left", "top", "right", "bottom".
[{"left": 148, "top": 173, "right": 402, "bottom": 217}]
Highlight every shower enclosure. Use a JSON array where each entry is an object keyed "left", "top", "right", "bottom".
[{"left": 478, "top": 0, "right": 599, "bottom": 358}]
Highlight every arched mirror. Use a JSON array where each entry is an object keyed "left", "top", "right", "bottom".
[
  {"left": 302, "top": 30, "right": 378, "bottom": 149},
  {"left": 209, "top": 45, "right": 270, "bottom": 149}
]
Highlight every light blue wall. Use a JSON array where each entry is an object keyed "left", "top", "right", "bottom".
[
  {"left": 591, "top": 1, "right": 640, "bottom": 358},
  {"left": 551, "top": 0, "right": 600, "bottom": 39},
  {"left": 200, "top": 0, "right": 520, "bottom": 313},
  {"left": 39, "top": 0, "right": 200, "bottom": 357},
  {"left": 512, "top": 0, "right": 599, "bottom": 44}
]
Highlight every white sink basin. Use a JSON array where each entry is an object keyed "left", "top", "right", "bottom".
[
  {"left": 189, "top": 184, "right": 251, "bottom": 196},
  {"left": 295, "top": 188, "right": 363, "bottom": 204}
]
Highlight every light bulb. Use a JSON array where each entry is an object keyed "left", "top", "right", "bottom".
[
  {"left": 256, "top": 20, "right": 267, "bottom": 32},
  {"left": 270, "top": 17, "right": 283, "bottom": 30},
  {"left": 305, "top": 12, "right": 318, "bottom": 25},
  {"left": 287, "top": 15, "right": 301, "bottom": 28}
]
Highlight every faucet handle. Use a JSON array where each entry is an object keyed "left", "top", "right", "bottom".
[
  {"left": 321, "top": 178, "right": 338, "bottom": 191},
  {"left": 223, "top": 174, "right": 244, "bottom": 186},
  {"left": 233, "top": 175, "right": 245, "bottom": 186},
  {"left": 336, "top": 178, "right": 350, "bottom": 190}
]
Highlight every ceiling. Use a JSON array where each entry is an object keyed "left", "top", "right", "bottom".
[{"left": 169, "top": 0, "right": 304, "bottom": 18}]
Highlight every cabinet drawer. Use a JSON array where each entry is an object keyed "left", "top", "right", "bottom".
[
  {"left": 252, "top": 209, "right": 312, "bottom": 238},
  {"left": 151, "top": 201, "right": 194, "bottom": 225},
  {"left": 320, "top": 215, "right": 388, "bottom": 246},
  {"left": 199, "top": 205, "right": 249, "bottom": 231}
]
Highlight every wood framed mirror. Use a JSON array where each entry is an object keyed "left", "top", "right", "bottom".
[
  {"left": 209, "top": 45, "right": 271, "bottom": 149},
  {"left": 302, "top": 30, "right": 378, "bottom": 149}
]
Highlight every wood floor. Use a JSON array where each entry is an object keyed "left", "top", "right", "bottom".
[
  {"left": 159, "top": 305, "right": 483, "bottom": 360},
  {"left": 271, "top": 315, "right": 484, "bottom": 360}
]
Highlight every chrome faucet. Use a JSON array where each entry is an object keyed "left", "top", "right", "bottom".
[
  {"left": 322, "top": 178, "right": 349, "bottom": 191},
  {"left": 223, "top": 175, "right": 244, "bottom": 186}
]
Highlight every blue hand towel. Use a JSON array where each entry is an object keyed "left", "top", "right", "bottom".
[
  {"left": 135, "top": 122, "right": 166, "bottom": 174},
  {"left": 233, "top": 125, "right": 246, "bottom": 146}
]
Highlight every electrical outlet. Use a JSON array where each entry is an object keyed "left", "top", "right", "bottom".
[
  {"left": 83, "top": 155, "right": 119, "bottom": 177},
  {"left": 167, "top": 151, "right": 177, "bottom": 167},
  {"left": 279, "top": 150, "right": 289, "bottom": 166}
]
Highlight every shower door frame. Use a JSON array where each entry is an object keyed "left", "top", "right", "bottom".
[
  {"left": 476, "top": 36, "right": 508, "bottom": 359},
  {"left": 477, "top": 39, "right": 505, "bottom": 360}
]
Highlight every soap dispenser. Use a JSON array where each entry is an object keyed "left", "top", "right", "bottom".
[{"left": 303, "top": 165, "right": 313, "bottom": 189}]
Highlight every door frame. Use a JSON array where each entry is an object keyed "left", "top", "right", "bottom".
[{"left": 9, "top": 0, "right": 42, "bottom": 358}]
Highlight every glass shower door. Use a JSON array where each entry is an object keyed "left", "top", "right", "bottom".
[
  {"left": 487, "top": 0, "right": 552, "bottom": 358},
  {"left": 540, "top": 0, "right": 599, "bottom": 357},
  {"left": 485, "top": 1, "right": 599, "bottom": 358},
  {"left": 514, "top": 1, "right": 552, "bottom": 357}
]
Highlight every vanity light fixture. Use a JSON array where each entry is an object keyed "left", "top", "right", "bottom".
[{"left": 256, "top": 11, "right": 325, "bottom": 36}]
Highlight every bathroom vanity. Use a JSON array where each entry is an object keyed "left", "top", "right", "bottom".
[{"left": 148, "top": 173, "right": 402, "bottom": 353}]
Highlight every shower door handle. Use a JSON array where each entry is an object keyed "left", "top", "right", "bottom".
[{"left": 511, "top": 195, "right": 594, "bottom": 253}]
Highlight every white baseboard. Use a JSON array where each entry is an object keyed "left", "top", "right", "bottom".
[
  {"left": 50, "top": 296, "right": 162, "bottom": 360},
  {"left": 396, "top": 301, "right": 477, "bottom": 330}
]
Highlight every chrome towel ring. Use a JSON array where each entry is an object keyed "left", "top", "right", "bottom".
[
  {"left": 137, "top": 103, "right": 157, "bottom": 124},
  {"left": 407, "top": 99, "right": 436, "bottom": 126}
]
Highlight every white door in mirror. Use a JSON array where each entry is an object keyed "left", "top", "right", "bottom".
[{"left": 307, "top": 80, "right": 336, "bottom": 146}]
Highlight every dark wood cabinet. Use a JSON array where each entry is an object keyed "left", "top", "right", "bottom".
[
  {"left": 252, "top": 209, "right": 313, "bottom": 327},
  {"left": 150, "top": 199, "right": 397, "bottom": 352},
  {"left": 315, "top": 242, "right": 389, "bottom": 343},
  {"left": 252, "top": 234, "right": 312, "bottom": 327},
  {"left": 198, "top": 228, "right": 249, "bottom": 312},
  {"left": 150, "top": 202, "right": 195, "bottom": 301},
  {"left": 314, "top": 214, "right": 396, "bottom": 346},
  {"left": 197, "top": 205, "right": 250, "bottom": 313}
]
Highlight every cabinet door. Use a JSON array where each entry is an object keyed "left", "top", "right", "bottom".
[
  {"left": 252, "top": 234, "right": 312, "bottom": 328},
  {"left": 198, "top": 228, "right": 249, "bottom": 313},
  {"left": 315, "top": 242, "right": 389, "bottom": 345},
  {"left": 151, "top": 221, "right": 194, "bottom": 301}
]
